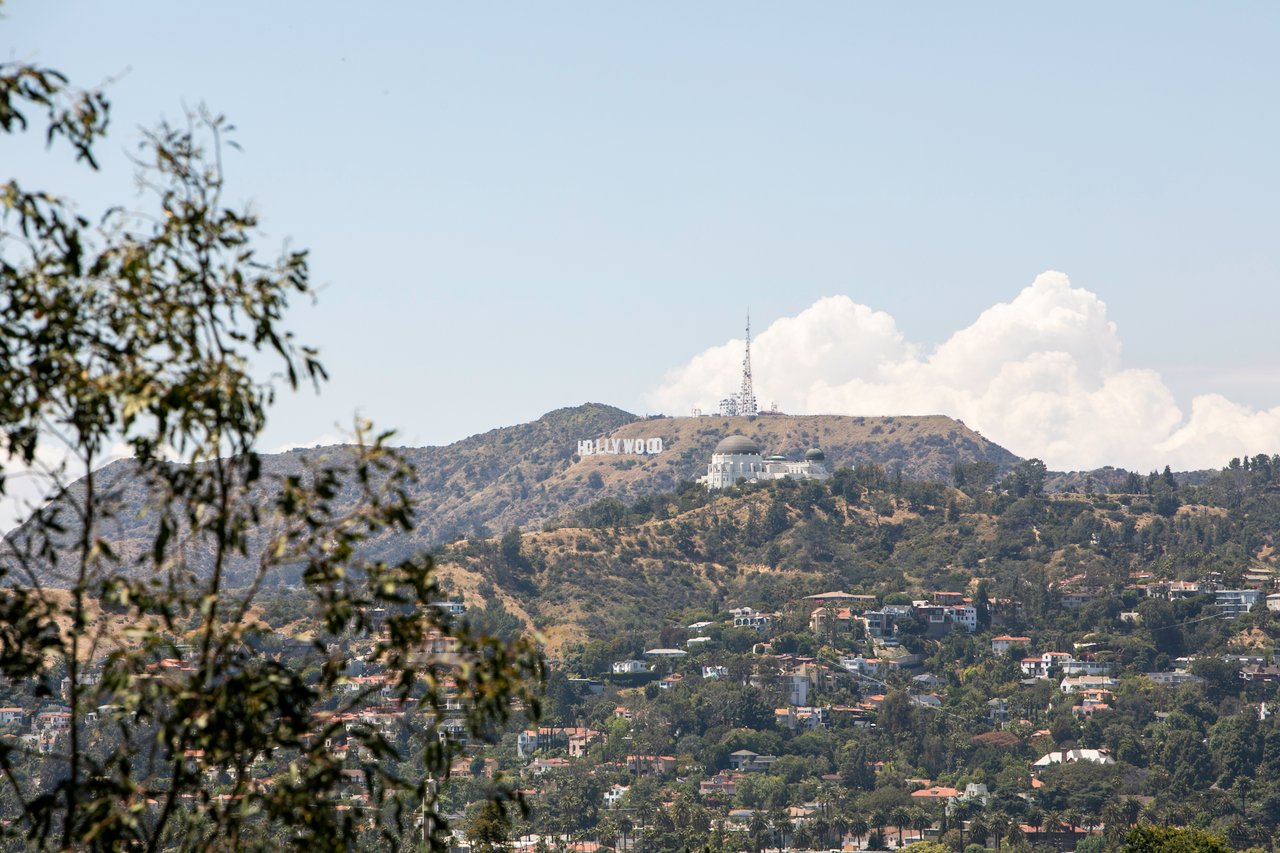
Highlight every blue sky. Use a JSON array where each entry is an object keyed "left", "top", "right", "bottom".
[{"left": 6, "top": 2, "right": 1280, "bottom": 467}]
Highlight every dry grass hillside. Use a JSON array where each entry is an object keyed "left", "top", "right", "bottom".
[{"left": 14, "top": 404, "right": 1020, "bottom": 589}]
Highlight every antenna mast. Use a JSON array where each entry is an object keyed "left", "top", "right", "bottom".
[{"left": 739, "top": 313, "right": 758, "bottom": 417}]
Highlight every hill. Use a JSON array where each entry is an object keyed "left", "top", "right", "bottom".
[
  {"left": 385, "top": 406, "right": 1019, "bottom": 544},
  {"left": 429, "top": 457, "right": 1280, "bottom": 655},
  {"left": 8, "top": 405, "right": 1024, "bottom": 589}
]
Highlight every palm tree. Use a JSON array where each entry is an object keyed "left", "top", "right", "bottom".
[
  {"left": 890, "top": 806, "right": 910, "bottom": 848},
  {"left": 617, "top": 814, "right": 633, "bottom": 851},
  {"left": 1024, "top": 807, "right": 1042, "bottom": 841},
  {"left": 1004, "top": 823, "right": 1025, "bottom": 852},
  {"left": 770, "top": 808, "right": 793, "bottom": 852},
  {"left": 1064, "top": 809, "right": 1083, "bottom": 846},
  {"left": 596, "top": 815, "right": 618, "bottom": 850},
  {"left": 812, "top": 814, "right": 831, "bottom": 849},
  {"left": 748, "top": 811, "right": 769, "bottom": 853},
  {"left": 848, "top": 814, "right": 869, "bottom": 850},
  {"left": 1121, "top": 798, "right": 1142, "bottom": 828},
  {"left": 916, "top": 807, "right": 937, "bottom": 843},
  {"left": 870, "top": 809, "right": 889, "bottom": 842},
  {"left": 989, "top": 812, "right": 1010, "bottom": 852},
  {"left": 671, "top": 795, "right": 695, "bottom": 835},
  {"left": 967, "top": 815, "right": 989, "bottom": 848},
  {"left": 1041, "top": 810, "right": 1062, "bottom": 850}
]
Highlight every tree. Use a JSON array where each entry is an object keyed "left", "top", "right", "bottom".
[
  {"left": 1121, "top": 825, "right": 1232, "bottom": 853},
  {"left": 0, "top": 41, "right": 541, "bottom": 852},
  {"left": 466, "top": 799, "right": 514, "bottom": 853}
]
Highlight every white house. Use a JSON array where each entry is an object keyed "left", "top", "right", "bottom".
[
  {"left": 612, "top": 660, "right": 650, "bottom": 674},
  {"left": 991, "top": 636, "right": 1031, "bottom": 655},
  {"left": 1033, "top": 748, "right": 1114, "bottom": 766}
]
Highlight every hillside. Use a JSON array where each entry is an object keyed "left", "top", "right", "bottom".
[
  {"left": 389, "top": 407, "right": 1019, "bottom": 544},
  {"left": 9, "top": 405, "right": 1023, "bottom": 588},
  {"left": 430, "top": 457, "right": 1280, "bottom": 656}
]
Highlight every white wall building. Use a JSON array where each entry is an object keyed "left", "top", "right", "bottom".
[{"left": 700, "top": 435, "right": 831, "bottom": 490}]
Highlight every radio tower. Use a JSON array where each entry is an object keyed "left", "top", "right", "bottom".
[{"left": 738, "top": 314, "right": 758, "bottom": 417}]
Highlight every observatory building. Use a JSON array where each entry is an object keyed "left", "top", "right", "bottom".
[{"left": 699, "top": 435, "right": 831, "bottom": 489}]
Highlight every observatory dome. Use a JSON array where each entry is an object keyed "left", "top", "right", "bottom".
[{"left": 714, "top": 435, "right": 761, "bottom": 456}]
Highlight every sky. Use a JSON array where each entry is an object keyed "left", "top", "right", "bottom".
[{"left": 6, "top": 2, "right": 1280, "bottom": 475}]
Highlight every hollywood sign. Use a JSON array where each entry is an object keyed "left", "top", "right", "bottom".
[{"left": 577, "top": 437, "right": 664, "bottom": 456}]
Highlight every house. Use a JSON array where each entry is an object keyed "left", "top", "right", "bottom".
[
  {"left": 34, "top": 708, "right": 72, "bottom": 732},
  {"left": 702, "top": 665, "right": 729, "bottom": 680},
  {"left": 643, "top": 648, "right": 687, "bottom": 660},
  {"left": 1061, "top": 658, "right": 1114, "bottom": 677},
  {"left": 1073, "top": 699, "right": 1111, "bottom": 719},
  {"left": 603, "top": 784, "right": 630, "bottom": 808},
  {"left": 809, "top": 606, "right": 858, "bottom": 635},
  {"left": 1034, "top": 748, "right": 1114, "bottom": 766},
  {"left": 1241, "top": 664, "right": 1280, "bottom": 683},
  {"left": 991, "top": 636, "right": 1031, "bottom": 655},
  {"left": 728, "top": 750, "right": 779, "bottom": 773},
  {"left": 568, "top": 731, "right": 602, "bottom": 758},
  {"left": 530, "top": 757, "right": 572, "bottom": 775},
  {"left": 450, "top": 757, "right": 497, "bottom": 779},
  {"left": 427, "top": 600, "right": 466, "bottom": 618},
  {"left": 914, "top": 603, "right": 977, "bottom": 635},
  {"left": 1060, "top": 675, "right": 1118, "bottom": 694},
  {"left": 700, "top": 772, "right": 739, "bottom": 798},
  {"left": 987, "top": 698, "right": 1010, "bottom": 724},
  {"left": 658, "top": 673, "right": 684, "bottom": 690},
  {"left": 862, "top": 609, "right": 898, "bottom": 641},
  {"left": 626, "top": 754, "right": 675, "bottom": 776},
  {"left": 777, "top": 672, "right": 810, "bottom": 706},
  {"left": 1147, "top": 671, "right": 1206, "bottom": 687},
  {"left": 567, "top": 678, "right": 604, "bottom": 695},
  {"left": 1059, "top": 588, "right": 1101, "bottom": 609},
  {"left": 730, "top": 608, "right": 775, "bottom": 632},
  {"left": 1021, "top": 652, "right": 1073, "bottom": 679},
  {"left": 803, "top": 591, "right": 879, "bottom": 610},
  {"left": 913, "top": 672, "right": 945, "bottom": 689},
  {"left": 776, "top": 706, "right": 829, "bottom": 731},
  {"left": 611, "top": 660, "right": 650, "bottom": 675},
  {"left": 0, "top": 707, "right": 26, "bottom": 726},
  {"left": 911, "top": 786, "right": 961, "bottom": 802},
  {"left": 1216, "top": 589, "right": 1263, "bottom": 618}
]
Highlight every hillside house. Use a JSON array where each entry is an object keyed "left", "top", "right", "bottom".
[
  {"left": 992, "top": 635, "right": 1031, "bottom": 654},
  {"left": 731, "top": 607, "right": 775, "bottom": 631},
  {"left": 611, "top": 659, "right": 650, "bottom": 674},
  {"left": 1216, "top": 589, "right": 1263, "bottom": 618},
  {"left": 1060, "top": 675, "right": 1118, "bottom": 694},
  {"left": 1021, "top": 652, "right": 1074, "bottom": 678},
  {"left": 1034, "top": 748, "right": 1114, "bottom": 766},
  {"left": 626, "top": 754, "right": 675, "bottom": 775},
  {"left": 914, "top": 602, "right": 977, "bottom": 634},
  {"left": 700, "top": 773, "right": 739, "bottom": 798},
  {"left": 728, "top": 750, "right": 778, "bottom": 773}
]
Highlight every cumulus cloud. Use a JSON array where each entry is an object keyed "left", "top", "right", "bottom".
[{"left": 648, "top": 272, "right": 1280, "bottom": 471}]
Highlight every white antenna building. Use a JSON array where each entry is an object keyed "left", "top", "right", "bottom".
[{"left": 717, "top": 315, "right": 759, "bottom": 417}]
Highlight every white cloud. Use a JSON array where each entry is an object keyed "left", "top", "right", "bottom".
[{"left": 648, "top": 272, "right": 1280, "bottom": 471}]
